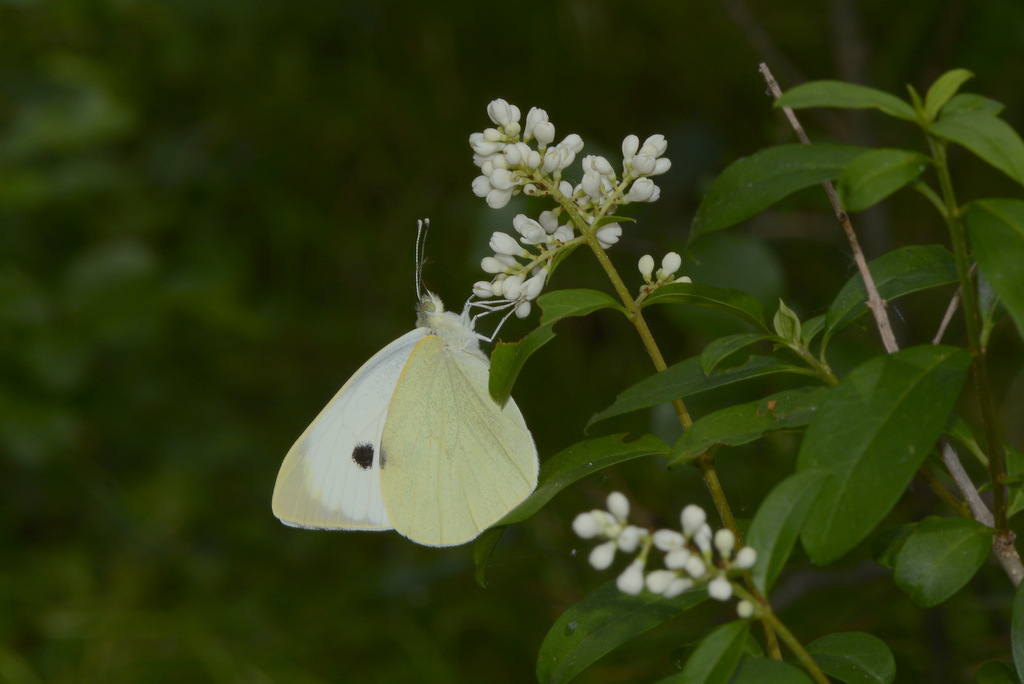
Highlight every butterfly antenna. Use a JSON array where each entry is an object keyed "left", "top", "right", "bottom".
[{"left": 415, "top": 218, "right": 430, "bottom": 300}]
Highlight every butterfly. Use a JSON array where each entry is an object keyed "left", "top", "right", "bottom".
[{"left": 272, "top": 226, "right": 538, "bottom": 546}]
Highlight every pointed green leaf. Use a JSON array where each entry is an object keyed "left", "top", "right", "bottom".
[
  {"left": 701, "top": 333, "right": 773, "bottom": 374},
  {"left": 747, "top": 469, "right": 832, "bottom": 593},
  {"left": 677, "top": 621, "right": 751, "bottom": 684},
  {"left": 536, "top": 582, "right": 707, "bottom": 684},
  {"left": 691, "top": 144, "right": 868, "bottom": 237},
  {"left": 490, "top": 289, "right": 625, "bottom": 405},
  {"left": 798, "top": 346, "right": 972, "bottom": 565},
  {"left": 642, "top": 282, "right": 768, "bottom": 331},
  {"left": 973, "top": 660, "right": 1019, "bottom": 684},
  {"left": 923, "top": 69, "right": 974, "bottom": 122},
  {"left": 474, "top": 434, "right": 670, "bottom": 585},
  {"left": 966, "top": 199, "right": 1024, "bottom": 341},
  {"left": 587, "top": 355, "right": 806, "bottom": 429},
  {"left": 806, "top": 632, "right": 896, "bottom": 684},
  {"left": 942, "top": 93, "right": 1004, "bottom": 118},
  {"left": 671, "top": 388, "right": 827, "bottom": 463},
  {"left": 824, "top": 245, "right": 958, "bottom": 343},
  {"left": 726, "top": 658, "right": 813, "bottom": 684},
  {"left": 930, "top": 112, "right": 1024, "bottom": 187},
  {"left": 894, "top": 516, "right": 992, "bottom": 607},
  {"left": 837, "top": 149, "right": 931, "bottom": 212},
  {"left": 775, "top": 81, "right": 917, "bottom": 121},
  {"left": 801, "top": 314, "right": 826, "bottom": 347}
]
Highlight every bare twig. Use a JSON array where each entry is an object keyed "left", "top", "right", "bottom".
[{"left": 759, "top": 62, "right": 899, "bottom": 354}]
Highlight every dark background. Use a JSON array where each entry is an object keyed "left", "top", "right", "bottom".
[{"left": 3, "top": 1, "right": 1023, "bottom": 682}]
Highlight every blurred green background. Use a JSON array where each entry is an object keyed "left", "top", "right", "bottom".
[{"left": 2, "top": 1, "right": 1023, "bottom": 682}]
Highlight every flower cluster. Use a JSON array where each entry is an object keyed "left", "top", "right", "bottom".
[
  {"left": 573, "top": 492, "right": 757, "bottom": 617},
  {"left": 469, "top": 98, "right": 672, "bottom": 319},
  {"left": 637, "top": 251, "right": 691, "bottom": 300}
]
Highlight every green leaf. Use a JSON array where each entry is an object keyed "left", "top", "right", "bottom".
[
  {"left": 894, "top": 516, "right": 992, "bottom": 608},
  {"left": 747, "top": 469, "right": 832, "bottom": 593},
  {"left": 806, "top": 632, "right": 896, "bottom": 684},
  {"left": 671, "top": 388, "right": 827, "bottom": 463},
  {"left": 535, "top": 582, "right": 707, "bottom": 684},
  {"left": 923, "top": 69, "right": 974, "bottom": 122},
  {"left": 973, "top": 660, "right": 1019, "bottom": 684},
  {"left": 474, "top": 434, "right": 670, "bottom": 586},
  {"left": 930, "top": 112, "right": 1024, "bottom": 187},
  {"left": 837, "top": 149, "right": 931, "bottom": 212},
  {"left": 797, "top": 345, "right": 972, "bottom": 565},
  {"left": 942, "top": 93, "right": 1004, "bottom": 118},
  {"left": 801, "top": 314, "right": 826, "bottom": 348},
  {"left": 678, "top": 621, "right": 751, "bottom": 684},
  {"left": 691, "top": 144, "right": 868, "bottom": 237},
  {"left": 642, "top": 282, "right": 768, "bottom": 331},
  {"left": 489, "top": 289, "right": 625, "bottom": 406},
  {"left": 772, "top": 299, "right": 801, "bottom": 343},
  {"left": 701, "top": 333, "right": 773, "bottom": 374},
  {"left": 727, "top": 658, "right": 813, "bottom": 684},
  {"left": 587, "top": 355, "right": 806, "bottom": 430},
  {"left": 775, "top": 81, "right": 917, "bottom": 121},
  {"left": 870, "top": 523, "right": 917, "bottom": 570},
  {"left": 823, "top": 245, "right": 958, "bottom": 344},
  {"left": 1014, "top": 582, "right": 1024, "bottom": 680},
  {"left": 966, "top": 199, "right": 1024, "bottom": 341}
]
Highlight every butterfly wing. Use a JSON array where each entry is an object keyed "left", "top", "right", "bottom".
[
  {"left": 379, "top": 335, "right": 539, "bottom": 546},
  {"left": 272, "top": 328, "right": 428, "bottom": 530}
]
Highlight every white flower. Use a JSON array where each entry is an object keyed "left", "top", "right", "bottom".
[
  {"left": 638, "top": 255, "right": 655, "bottom": 281},
  {"left": 708, "top": 575, "right": 733, "bottom": 601},
  {"left": 617, "top": 525, "right": 643, "bottom": 553},
  {"left": 684, "top": 555, "right": 706, "bottom": 579},
  {"left": 514, "top": 300, "right": 532, "bottom": 318},
  {"left": 489, "top": 232, "right": 526, "bottom": 257},
  {"left": 734, "top": 547, "right": 758, "bottom": 570},
  {"left": 606, "top": 492, "right": 630, "bottom": 519},
  {"left": 487, "top": 98, "right": 520, "bottom": 126},
  {"left": 616, "top": 559, "right": 646, "bottom": 595},
  {"left": 640, "top": 133, "right": 668, "bottom": 158},
  {"left": 522, "top": 269, "right": 547, "bottom": 300},
  {"left": 553, "top": 225, "right": 574, "bottom": 243},
  {"left": 664, "top": 547, "right": 691, "bottom": 570},
  {"left": 488, "top": 168, "right": 516, "bottom": 190},
  {"left": 573, "top": 512, "right": 603, "bottom": 539},
  {"left": 558, "top": 180, "right": 574, "bottom": 197},
  {"left": 624, "top": 178, "right": 658, "bottom": 203},
  {"left": 486, "top": 187, "right": 514, "bottom": 209},
  {"left": 595, "top": 223, "right": 622, "bottom": 248},
  {"left": 660, "top": 251, "right": 682, "bottom": 278},
  {"left": 621, "top": 134, "right": 639, "bottom": 164},
  {"left": 472, "top": 175, "right": 493, "bottom": 198},
  {"left": 736, "top": 600, "right": 755, "bottom": 619},
  {"left": 524, "top": 107, "right": 554, "bottom": 145},
  {"left": 589, "top": 540, "right": 617, "bottom": 570},
  {"left": 501, "top": 275, "right": 523, "bottom": 300},
  {"left": 713, "top": 529, "right": 735, "bottom": 559},
  {"left": 645, "top": 570, "right": 677, "bottom": 595},
  {"left": 472, "top": 281, "right": 494, "bottom": 299},
  {"left": 481, "top": 256, "right": 509, "bottom": 274},
  {"left": 693, "top": 524, "right": 713, "bottom": 554},
  {"left": 560, "top": 133, "right": 584, "bottom": 153},
  {"left": 664, "top": 577, "right": 694, "bottom": 598},
  {"left": 541, "top": 147, "right": 566, "bottom": 174},
  {"left": 652, "top": 528, "right": 683, "bottom": 551},
  {"left": 681, "top": 505, "right": 706, "bottom": 537}
]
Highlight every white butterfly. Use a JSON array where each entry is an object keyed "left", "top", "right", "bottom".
[{"left": 272, "top": 238, "right": 538, "bottom": 547}]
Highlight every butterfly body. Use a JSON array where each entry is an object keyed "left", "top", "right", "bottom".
[{"left": 273, "top": 291, "right": 538, "bottom": 546}]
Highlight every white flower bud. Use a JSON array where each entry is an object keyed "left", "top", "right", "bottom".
[
  {"left": 489, "top": 278, "right": 505, "bottom": 298},
  {"left": 533, "top": 121, "right": 555, "bottom": 146},
  {"left": 641, "top": 133, "right": 667, "bottom": 157},
  {"left": 522, "top": 183, "right": 539, "bottom": 196},
  {"left": 561, "top": 133, "right": 584, "bottom": 153},
  {"left": 487, "top": 98, "right": 520, "bottom": 126},
  {"left": 504, "top": 121, "right": 521, "bottom": 138},
  {"left": 489, "top": 232, "right": 526, "bottom": 257},
  {"left": 616, "top": 559, "right": 646, "bottom": 595},
  {"left": 486, "top": 187, "right": 513, "bottom": 209},
  {"left": 621, "top": 134, "right": 639, "bottom": 162},
  {"left": 631, "top": 153, "right": 656, "bottom": 176},
  {"left": 708, "top": 575, "right": 733, "bottom": 601},
  {"left": 573, "top": 512, "right": 602, "bottom": 539},
  {"left": 638, "top": 255, "right": 655, "bottom": 281},
  {"left": 524, "top": 107, "right": 548, "bottom": 138},
  {"left": 481, "top": 256, "right": 508, "bottom": 274},
  {"left": 713, "top": 529, "right": 735, "bottom": 559},
  {"left": 595, "top": 223, "right": 622, "bottom": 248},
  {"left": 652, "top": 157, "right": 672, "bottom": 176},
  {"left": 736, "top": 600, "right": 755, "bottom": 618},
  {"left": 472, "top": 138, "right": 506, "bottom": 157},
  {"left": 693, "top": 524, "right": 713, "bottom": 554},
  {"left": 681, "top": 505, "right": 706, "bottom": 537},
  {"left": 664, "top": 547, "right": 691, "bottom": 570},
  {"left": 652, "top": 528, "right": 683, "bottom": 551},
  {"left": 489, "top": 168, "right": 516, "bottom": 190},
  {"left": 472, "top": 281, "right": 494, "bottom": 299},
  {"left": 645, "top": 570, "right": 677, "bottom": 595},
  {"left": 581, "top": 170, "right": 603, "bottom": 199},
  {"left": 526, "top": 150, "right": 542, "bottom": 170},
  {"left": 589, "top": 540, "right": 617, "bottom": 570},
  {"left": 501, "top": 275, "right": 523, "bottom": 300},
  {"left": 483, "top": 127, "right": 504, "bottom": 142},
  {"left": 592, "top": 155, "right": 614, "bottom": 177},
  {"left": 684, "top": 555, "right": 706, "bottom": 579},
  {"left": 661, "top": 252, "right": 682, "bottom": 277},
  {"left": 514, "top": 300, "right": 532, "bottom": 318},
  {"left": 541, "top": 147, "right": 563, "bottom": 174},
  {"left": 558, "top": 180, "right": 574, "bottom": 197},
  {"left": 472, "top": 175, "right": 492, "bottom": 198},
  {"left": 624, "top": 178, "right": 657, "bottom": 203},
  {"left": 522, "top": 270, "right": 547, "bottom": 300},
  {"left": 617, "top": 525, "right": 643, "bottom": 553},
  {"left": 733, "top": 547, "right": 757, "bottom": 570},
  {"left": 553, "top": 225, "right": 574, "bottom": 243},
  {"left": 664, "top": 577, "right": 694, "bottom": 598},
  {"left": 503, "top": 144, "right": 523, "bottom": 166},
  {"left": 538, "top": 211, "right": 558, "bottom": 232}
]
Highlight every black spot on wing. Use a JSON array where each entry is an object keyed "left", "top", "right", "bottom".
[{"left": 352, "top": 443, "right": 375, "bottom": 469}]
